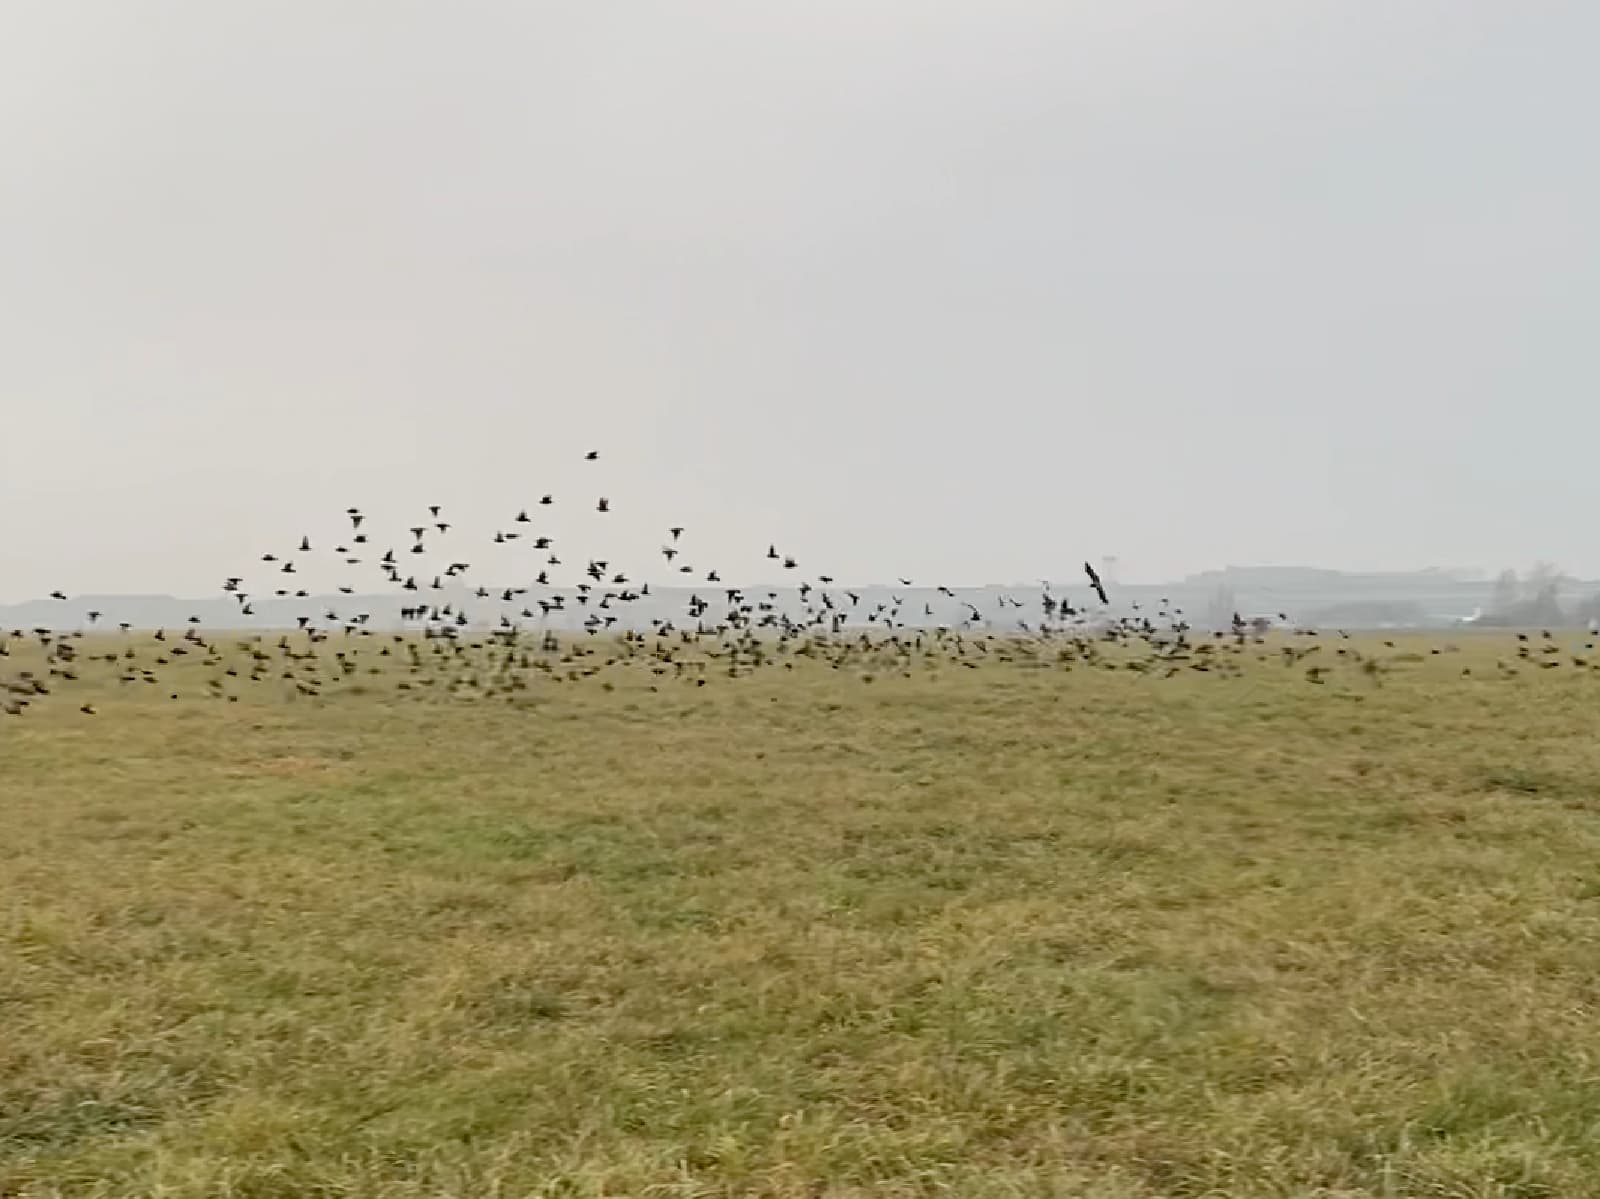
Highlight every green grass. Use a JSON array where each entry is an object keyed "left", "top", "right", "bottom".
[{"left": 5, "top": 634, "right": 1600, "bottom": 1195}]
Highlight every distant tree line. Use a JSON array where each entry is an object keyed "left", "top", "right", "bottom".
[
  {"left": 1476, "top": 563, "right": 1600, "bottom": 628},
  {"left": 1193, "top": 562, "right": 1600, "bottom": 632}
]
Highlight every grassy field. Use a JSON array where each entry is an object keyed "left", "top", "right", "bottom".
[{"left": 5, "top": 633, "right": 1600, "bottom": 1196}]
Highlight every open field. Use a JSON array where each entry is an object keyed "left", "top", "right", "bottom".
[{"left": 5, "top": 635, "right": 1600, "bottom": 1196}]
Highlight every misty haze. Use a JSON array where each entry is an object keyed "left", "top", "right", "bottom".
[{"left": 4, "top": 4, "right": 1600, "bottom": 1196}]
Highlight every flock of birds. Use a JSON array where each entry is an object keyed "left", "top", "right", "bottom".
[{"left": 5, "top": 450, "right": 1600, "bottom": 718}]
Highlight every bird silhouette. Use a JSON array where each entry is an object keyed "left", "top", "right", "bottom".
[{"left": 1083, "top": 562, "right": 1109, "bottom": 606}]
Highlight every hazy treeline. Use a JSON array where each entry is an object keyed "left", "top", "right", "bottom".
[{"left": 1472, "top": 564, "right": 1600, "bottom": 629}]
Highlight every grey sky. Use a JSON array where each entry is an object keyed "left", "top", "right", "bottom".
[{"left": 2, "top": 2, "right": 1596, "bottom": 602}]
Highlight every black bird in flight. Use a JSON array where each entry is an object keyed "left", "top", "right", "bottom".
[
  {"left": 585, "top": 451, "right": 599, "bottom": 461},
  {"left": 1083, "top": 561, "right": 1109, "bottom": 606}
]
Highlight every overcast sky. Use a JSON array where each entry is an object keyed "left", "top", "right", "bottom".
[{"left": 2, "top": 2, "right": 1596, "bottom": 601}]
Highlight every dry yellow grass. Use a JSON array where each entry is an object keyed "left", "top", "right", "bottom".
[{"left": 4, "top": 633, "right": 1600, "bottom": 1196}]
